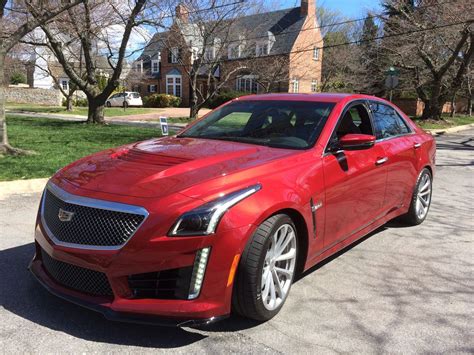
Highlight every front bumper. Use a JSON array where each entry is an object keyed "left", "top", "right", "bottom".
[
  {"left": 31, "top": 219, "right": 252, "bottom": 326},
  {"left": 29, "top": 258, "right": 227, "bottom": 327}
]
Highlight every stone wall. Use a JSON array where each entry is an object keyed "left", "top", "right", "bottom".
[{"left": 5, "top": 87, "right": 62, "bottom": 106}]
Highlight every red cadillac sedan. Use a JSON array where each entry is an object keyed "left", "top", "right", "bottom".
[{"left": 30, "top": 93, "right": 435, "bottom": 326}]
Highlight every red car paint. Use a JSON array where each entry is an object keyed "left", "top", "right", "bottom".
[{"left": 30, "top": 93, "right": 436, "bottom": 324}]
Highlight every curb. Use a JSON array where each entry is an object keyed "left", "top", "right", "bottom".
[
  {"left": 426, "top": 123, "right": 474, "bottom": 135},
  {"left": 0, "top": 178, "right": 49, "bottom": 199}
]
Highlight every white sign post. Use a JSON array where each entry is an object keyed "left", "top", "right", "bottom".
[{"left": 159, "top": 116, "right": 169, "bottom": 136}]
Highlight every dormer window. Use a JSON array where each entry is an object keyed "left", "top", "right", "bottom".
[
  {"left": 134, "top": 60, "right": 143, "bottom": 73},
  {"left": 228, "top": 44, "right": 240, "bottom": 59},
  {"left": 204, "top": 38, "right": 221, "bottom": 62},
  {"left": 191, "top": 47, "right": 199, "bottom": 63},
  {"left": 255, "top": 42, "right": 269, "bottom": 57},
  {"left": 204, "top": 46, "right": 215, "bottom": 61},
  {"left": 255, "top": 32, "right": 275, "bottom": 57},
  {"left": 228, "top": 36, "right": 245, "bottom": 59},
  {"left": 313, "top": 47, "right": 320, "bottom": 60}
]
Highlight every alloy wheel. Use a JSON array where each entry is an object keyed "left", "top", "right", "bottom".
[
  {"left": 261, "top": 224, "right": 297, "bottom": 311},
  {"left": 415, "top": 173, "right": 432, "bottom": 220}
]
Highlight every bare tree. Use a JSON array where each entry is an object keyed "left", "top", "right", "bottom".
[
  {"left": 0, "top": 0, "right": 82, "bottom": 155},
  {"left": 157, "top": 0, "right": 321, "bottom": 119},
  {"left": 156, "top": 0, "right": 257, "bottom": 119},
  {"left": 27, "top": 0, "right": 148, "bottom": 124},
  {"left": 383, "top": 0, "right": 473, "bottom": 120}
]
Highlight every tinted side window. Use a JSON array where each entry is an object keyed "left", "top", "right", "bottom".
[{"left": 370, "top": 102, "right": 406, "bottom": 139}]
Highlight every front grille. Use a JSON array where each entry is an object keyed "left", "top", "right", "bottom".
[
  {"left": 128, "top": 267, "right": 193, "bottom": 300},
  {"left": 42, "top": 188, "right": 146, "bottom": 247},
  {"left": 40, "top": 248, "right": 113, "bottom": 297}
]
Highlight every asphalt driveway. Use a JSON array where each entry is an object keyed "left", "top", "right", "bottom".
[{"left": 1, "top": 129, "right": 473, "bottom": 353}]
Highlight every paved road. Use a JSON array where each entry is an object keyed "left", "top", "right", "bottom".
[{"left": 1, "top": 129, "right": 473, "bottom": 354}]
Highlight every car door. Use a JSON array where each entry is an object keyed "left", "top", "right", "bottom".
[
  {"left": 322, "top": 101, "right": 388, "bottom": 248},
  {"left": 368, "top": 101, "right": 419, "bottom": 211}
]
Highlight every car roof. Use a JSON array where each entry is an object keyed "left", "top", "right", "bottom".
[{"left": 235, "top": 93, "right": 381, "bottom": 103}]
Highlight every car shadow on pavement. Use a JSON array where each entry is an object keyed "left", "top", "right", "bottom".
[{"left": 0, "top": 243, "right": 206, "bottom": 349}]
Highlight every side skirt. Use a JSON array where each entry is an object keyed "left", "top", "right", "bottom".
[{"left": 303, "top": 207, "right": 406, "bottom": 271}]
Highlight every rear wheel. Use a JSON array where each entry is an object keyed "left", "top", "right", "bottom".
[
  {"left": 233, "top": 214, "right": 297, "bottom": 321},
  {"left": 402, "top": 168, "right": 432, "bottom": 225}
]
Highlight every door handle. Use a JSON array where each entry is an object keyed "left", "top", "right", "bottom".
[
  {"left": 414, "top": 142, "right": 421, "bottom": 149},
  {"left": 375, "top": 157, "right": 388, "bottom": 165}
]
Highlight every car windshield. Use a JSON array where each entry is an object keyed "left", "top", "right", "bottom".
[{"left": 179, "top": 100, "right": 335, "bottom": 149}]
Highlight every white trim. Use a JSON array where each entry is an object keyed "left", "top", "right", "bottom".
[
  {"left": 291, "top": 78, "right": 299, "bottom": 93},
  {"left": 151, "top": 60, "right": 159, "bottom": 73},
  {"left": 166, "top": 74, "right": 182, "bottom": 97},
  {"left": 313, "top": 47, "right": 320, "bottom": 60}
]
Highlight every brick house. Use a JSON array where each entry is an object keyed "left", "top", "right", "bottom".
[{"left": 130, "top": 0, "right": 323, "bottom": 106}]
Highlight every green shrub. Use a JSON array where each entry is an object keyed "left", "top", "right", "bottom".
[
  {"left": 143, "top": 94, "right": 181, "bottom": 108},
  {"left": 207, "top": 91, "right": 247, "bottom": 109},
  {"left": 10, "top": 72, "right": 27, "bottom": 85},
  {"left": 61, "top": 97, "right": 88, "bottom": 107}
]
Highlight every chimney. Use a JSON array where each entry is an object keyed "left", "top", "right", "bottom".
[
  {"left": 175, "top": 4, "right": 189, "bottom": 23},
  {"left": 300, "top": 0, "right": 315, "bottom": 17}
]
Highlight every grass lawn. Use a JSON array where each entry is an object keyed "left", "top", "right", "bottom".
[
  {"left": 413, "top": 114, "right": 474, "bottom": 130},
  {"left": 6, "top": 103, "right": 157, "bottom": 117},
  {"left": 0, "top": 115, "right": 161, "bottom": 181}
]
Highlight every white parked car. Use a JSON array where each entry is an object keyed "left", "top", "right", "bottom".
[{"left": 106, "top": 92, "right": 143, "bottom": 108}]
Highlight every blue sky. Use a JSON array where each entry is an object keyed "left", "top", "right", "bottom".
[{"left": 274, "top": 0, "right": 382, "bottom": 17}]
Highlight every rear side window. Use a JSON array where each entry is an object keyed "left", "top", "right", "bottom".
[{"left": 370, "top": 102, "right": 411, "bottom": 139}]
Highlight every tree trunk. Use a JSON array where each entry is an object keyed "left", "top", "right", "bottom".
[
  {"left": 190, "top": 102, "right": 200, "bottom": 120},
  {"left": 0, "top": 51, "right": 32, "bottom": 156},
  {"left": 420, "top": 84, "right": 444, "bottom": 120},
  {"left": 87, "top": 98, "right": 105, "bottom": 124},
  {"left": 0, "top": 50, "right": 7, "bottom": 149},
  {"left": 468, "top": 94, "right": 473, "bottom": 116},
  {"left": 189, "top": 82, "right": 200, "bottom": 120},
  {"left": 450, "top": 93, "right": 456, "bottom": 118},
  {"left": 66, "top": 96, "right": 73, "bottom": 111}
]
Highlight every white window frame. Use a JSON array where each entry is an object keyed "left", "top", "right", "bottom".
[
  {"left": 236, "top": 75, "right": 258, "bottom": 94},
  {"left": 170, "top": 47, "right": 179, "bottom": 64},
  {"left": 191, "top": 47, "right": 199, "bottom": 63},
  {"left": 135, "top": 60, "right": 143, "bottom": 73},
  {"left": 166, "top": 74, "right": 182, "bottom": 97},
  {"left": 151, "top": 60, "right": 159, "bottom": 73},
  {"left": 60, "top": 78, "right": 69, "bottom": 91},
  {"left": 255, "top": 42, "right": 269, "bottom": 57},
  {"left": 204, "top": 45, "right": 215, "bottom": 61},
  {"left": 313, "top": 47, "right": 320, "bottom": 60},
  {"left": 228, "top": 43, "right": 241, "bottom": 59},
  {"left": 292, "top": 78, "right": 299, "bottom": 93},
  {"left": 311, "top": 79, "right": 318, "bottom": 92}
]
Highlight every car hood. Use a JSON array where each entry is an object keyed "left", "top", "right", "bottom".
[{"left": 56, "top": 136, "right": 298, "bottom": 199}]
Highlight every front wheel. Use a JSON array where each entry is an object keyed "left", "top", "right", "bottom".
[
  {"left": 106, "top": 101, "right": 111, "bottom": 107},
  {"left": 123, "top": 101, "right": 128, "bottom": 108},
  {"left": 232, "top": 214, "right": 298, "bottom": 321},
  {"left": 402, "top": 168, "right": 432, "bottom": 225}
]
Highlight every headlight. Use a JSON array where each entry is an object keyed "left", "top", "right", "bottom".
[{"left": 169, "top": 184, "right": 262, "bottom": 236}]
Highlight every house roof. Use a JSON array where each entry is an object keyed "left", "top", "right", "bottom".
[
  {"left": 138, "top": 6, "right": 306, "bottom": 60},
  {"left": 223, "top": 7, "right": 305, "bottom": 56}
]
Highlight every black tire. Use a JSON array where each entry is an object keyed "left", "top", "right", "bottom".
[
  {"left": 123, "top": 101, "right": 128, "bottom": 108},
  {"left": 401, "top": 168, "right": 432, "bottom": 225},
  {"left": 106, "top": 101, "right": 111, "bottom": 107},
  {"left": 232, "top": 214, "right": 298, "bottom": 321}
]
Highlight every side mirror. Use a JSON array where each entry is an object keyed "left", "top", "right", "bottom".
[{"left": 339, "top": 134, "right": 376, "bottom": 150}]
